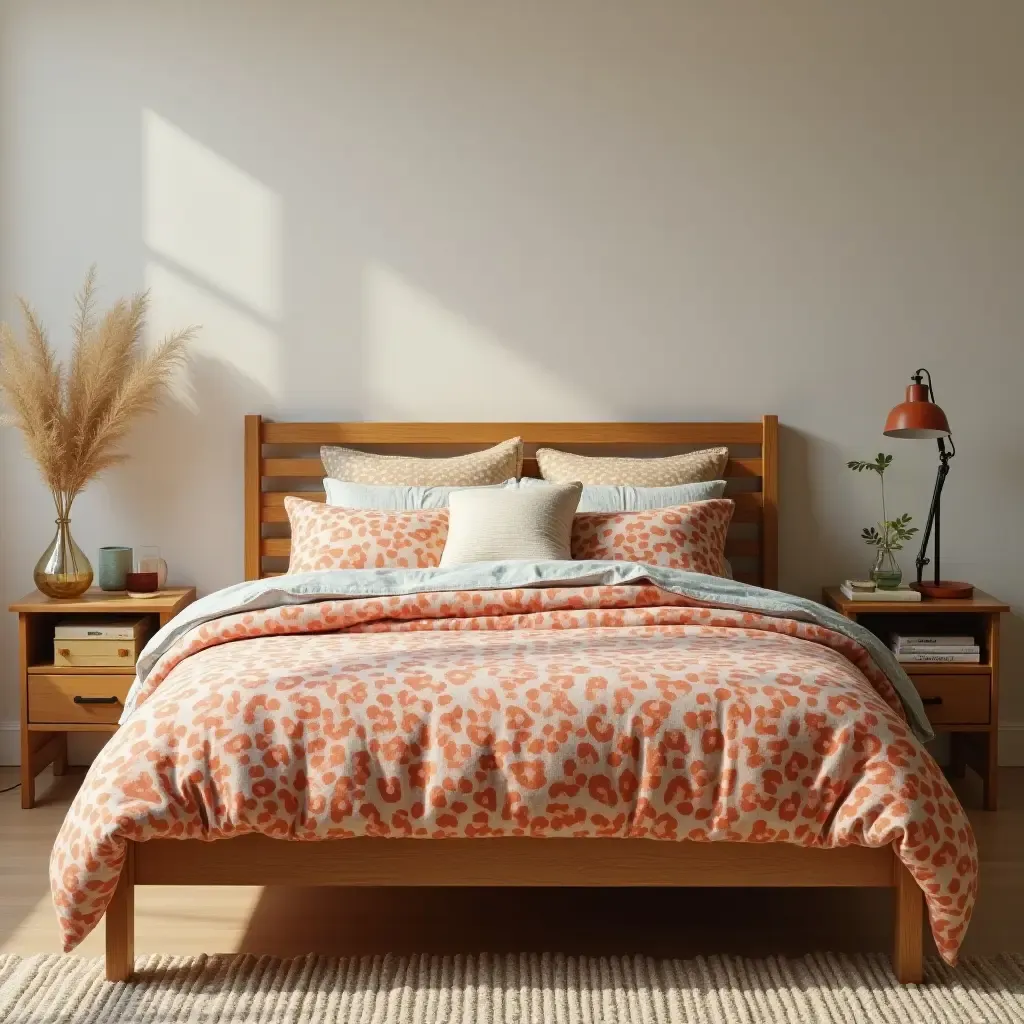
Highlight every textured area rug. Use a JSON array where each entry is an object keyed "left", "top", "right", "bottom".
[{"left": 1, "top": 952, "right": 1023, "bottom": 1023}]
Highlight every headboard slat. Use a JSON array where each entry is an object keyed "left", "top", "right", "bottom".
[
  {"left": 262, "top": 421, "right": 766, "bottom": 446},
  {"left": 245, "top": 417, "right": 780, "bottom": 589}
]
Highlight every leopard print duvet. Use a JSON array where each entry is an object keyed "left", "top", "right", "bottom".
[{"left": 50, "top": 583, "right": 976, "bottom": 962}]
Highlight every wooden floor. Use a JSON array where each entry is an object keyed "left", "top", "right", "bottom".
[{"left": 2, "top": 766, "right": 1023, "bottom": 960}]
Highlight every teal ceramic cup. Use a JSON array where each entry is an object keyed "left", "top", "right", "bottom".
[{"left": 97, "top": 546, "right": 133, "bottom": 591}]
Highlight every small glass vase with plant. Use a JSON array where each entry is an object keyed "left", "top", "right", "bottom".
[{"left": 847, "top": 452, "right": 919, "bottom": 589}]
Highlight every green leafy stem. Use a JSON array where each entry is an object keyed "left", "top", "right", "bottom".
[{"left": 847, "top": 453, "right": 919, "bottom": 552}]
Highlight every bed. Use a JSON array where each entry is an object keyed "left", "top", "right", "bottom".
[{"left": 49, "top": 416, "right": 977, "bottom": 983}]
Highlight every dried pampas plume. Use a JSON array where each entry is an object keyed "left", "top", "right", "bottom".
[{"left": 0, "top": 267, "right": 197, "bottom": 517}]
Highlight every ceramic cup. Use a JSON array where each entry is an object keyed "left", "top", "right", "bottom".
[{"left": 97, "top": 546, "right": 133, "bottom": 591}]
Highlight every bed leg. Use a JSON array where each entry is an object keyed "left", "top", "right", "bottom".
[
  {"left": 105, "top": 842, "right": 135, "bottom": 982},
  {"left": 893, "top": 859, "right": 923, "bottom": 983}
]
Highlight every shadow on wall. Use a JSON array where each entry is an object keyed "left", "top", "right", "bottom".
[
  {"left": 105, "top": 353, "right": 272, "bottom": 583},
  {"left": 98, "top": 87, "right": 771, "bottom": 598},
  {"left": 224, "top": 3, "right": 832, "bottom": 422},
  {"left": 105, "top": 94, "right": 890, "bottom": 602},
  {"left": 101, "top": 109, "right": 280, "bottom": 589}
]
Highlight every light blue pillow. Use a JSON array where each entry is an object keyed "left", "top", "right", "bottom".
[
  {"left": 323, "top": 478, "right": 511, "bottom": 510},
  {"left": 324, "top": 477, "right": 727, "bottom": 513},
  {"left": 518, "top": 477, "right": 727, "bottom": 512}
]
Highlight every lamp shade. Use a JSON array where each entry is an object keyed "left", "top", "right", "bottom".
[{"left": 883, "top": 382, "right": 951, "bottom": 439}]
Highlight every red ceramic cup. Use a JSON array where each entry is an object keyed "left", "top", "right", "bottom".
[{"left": 125, "top": 571, "right": 158, "bottom": 593}]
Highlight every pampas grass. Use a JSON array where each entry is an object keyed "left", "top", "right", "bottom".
[{"left": 0, "top": 268, "right": 197, "bottom": 519}]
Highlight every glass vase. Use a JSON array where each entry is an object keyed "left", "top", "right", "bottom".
[
  {"left": 34, "top": 517, "right": 93, "bottom": 598},
  {"left": 870, "top": 548, "right": 903, "bottom": 590}
]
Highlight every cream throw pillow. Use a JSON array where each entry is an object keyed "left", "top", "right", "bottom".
[
  {"left": 440, "top": 482, "right": 583, "bottom": 566},
  {"left": 321, "top": 438, "right": 522, "bottom": 486},
  {"left": 536, "top": 446, "right": 728, "bottom": 486}
]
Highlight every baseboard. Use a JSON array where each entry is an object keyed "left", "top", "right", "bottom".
[{"left": 3, "top": 719, "right": 1024, "bottom": 767}]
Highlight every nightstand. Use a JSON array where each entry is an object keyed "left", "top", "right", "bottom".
[
  {"left": 9, "top": 587, "right": 196, "bottom": 808},
  {"left": 823, "top": 586, "right": 1008, "bottom": 810}
]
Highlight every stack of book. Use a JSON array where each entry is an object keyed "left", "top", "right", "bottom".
[
  {"left": 891, "top": 634, "right": 980, "bottom": 664},
  {"left": 839, "top": 581, "right": 921, "bottom": 601}
]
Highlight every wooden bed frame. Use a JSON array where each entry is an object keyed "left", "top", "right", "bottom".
[{"left": 103, "top": 415, "right": 924, "bottom": 983}]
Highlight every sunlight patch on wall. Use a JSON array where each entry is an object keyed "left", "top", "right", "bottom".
[
  {"left": 143, "top": 110, "right": 283, "bottom": 320},
  {"left": 145, "top": 263, "right": 280, "bottom": 408},
  {"left": 363, "top": 263, "right": 607, "bottom": 419}
]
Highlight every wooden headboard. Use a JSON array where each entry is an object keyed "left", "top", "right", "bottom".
[{"left": 244, "top": 416, "right": 778, "bottom": 589}]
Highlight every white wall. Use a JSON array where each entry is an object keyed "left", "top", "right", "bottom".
[{"left": 2, "top": 1, "right": 1022, "bottom": 762}]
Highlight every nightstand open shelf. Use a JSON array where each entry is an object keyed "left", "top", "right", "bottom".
[
  {"left": 823, "top": 586, "right": 1007, "bottom": 810},
  {"left": 9, "top": 586, "right": 196, "bottom": 808}
]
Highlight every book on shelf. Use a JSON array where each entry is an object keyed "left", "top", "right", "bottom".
[
  {"left": 891, "top": 634, "right": 975, "bottom": 647},
  {"left": 893, "top": 642, "right": 979, "bottom": 655},
  {"left": 53, "top": 617, "right": 149, "bottom": 640},
  {"left": 840, "top": 583, "right": 921, "bottom": 602},
  {"left": 895, "top": 651, "right": 981, "bottom": 664}
]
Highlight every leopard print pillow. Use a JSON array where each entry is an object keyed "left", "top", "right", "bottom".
[
  {"left": 571, "top": 499, "right": 735, "bottom": 575},
  {"left": 285, "top": 497, "right": 449, "bottom": 572}
]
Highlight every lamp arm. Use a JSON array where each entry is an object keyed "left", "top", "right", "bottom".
[
  {"left": 898, "top": 368, "right": 956, "bottom": 585},
  {"left": 914, "top": 437, "right": 953, "bottom": 586}
]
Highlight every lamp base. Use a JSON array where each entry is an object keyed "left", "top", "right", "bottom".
[{"left": 910, "top": 580, "right": 974, "bottom": 600}]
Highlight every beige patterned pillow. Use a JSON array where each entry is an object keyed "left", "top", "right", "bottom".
[
  {"left": 321, "top": 438, "right": 522, "bottom": 486},
  {"left": 536, "top": 446, "right": 728, "bottom": 486}
]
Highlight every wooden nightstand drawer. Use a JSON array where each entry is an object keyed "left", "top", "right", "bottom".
[
  {"left": 914, "top": 674, "right": 990, "bottom": 725},
  {"left": 29, "top": 674, "right": 131, "bottom": 725}
]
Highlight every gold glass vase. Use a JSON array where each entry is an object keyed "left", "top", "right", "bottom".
[{"left": 34, "top": 518, "right": 93, "bottom": 598}]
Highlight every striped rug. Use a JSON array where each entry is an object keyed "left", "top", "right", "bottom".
[{"left": 1, "top": 951, "right": 1022, "bottom": 1022}]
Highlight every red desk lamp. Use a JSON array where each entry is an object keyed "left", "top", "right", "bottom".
[{"left": 883, "top": 368, "right": 972, "bottom": 598}]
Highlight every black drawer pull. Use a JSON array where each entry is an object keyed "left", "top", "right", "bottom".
[
  {"left": 922, "top": 696, "right": 943, "bottom": 706},
  {"left": 73, "top": 695, "right": 120, "bottom": 705}
]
